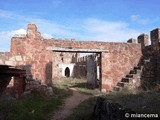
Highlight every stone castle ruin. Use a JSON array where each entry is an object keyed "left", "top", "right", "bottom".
[{"left": 0, "top": 23, "right": 160, "bottom": 95}]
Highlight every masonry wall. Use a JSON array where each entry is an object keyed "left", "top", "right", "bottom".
[
  {"left": 10, "top": 23, "right": 78, "bottom": 85},
  {"left": 0, "top": 23, "right": 143, "bottom": 92},
  {"left": 73, "top": 54, "right": 100, "bottom": 82},
  {"left": 139, "top": 29, "right": 160, "bottom": 89},
  {"left": 52, "top": 52, "right": 78, "bottom": 79},
  {"left": 101, "top": 43, "right": 142, "bottom": 91},
  {"left": 0, "top": 52, "right": 25, "bottom": 66},
  {"left": 73, "top": 55, "right": 90, "bottom": 79},
  {"left": 50, "top": 40, "right": 142, "bottom": 91},
  {"left": 9, "top": 24, "right": 56, "bottom": 85}
]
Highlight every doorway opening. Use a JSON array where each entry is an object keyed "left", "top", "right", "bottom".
[
  {"left": 65, "top": 67, "right": 70, "bottom": 77},
  {"left": 50, "top": 47, "right": 109, "bottom": 90}
]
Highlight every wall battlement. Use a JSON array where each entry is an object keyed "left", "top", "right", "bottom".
[{"left": 1, "top": 23, "right": 160, "bottom": 92}]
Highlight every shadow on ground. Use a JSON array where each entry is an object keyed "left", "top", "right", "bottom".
[{"left": 66, "top": 89, "right": 160, "bottom": 120}]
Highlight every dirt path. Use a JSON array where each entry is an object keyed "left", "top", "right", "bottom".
[{"left": 49, "top": 88, "right": 91, "bottom": 120}]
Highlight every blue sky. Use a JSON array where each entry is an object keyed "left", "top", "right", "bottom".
[{"left": 0, "top": 0, "right": 160, "bottom": 51}]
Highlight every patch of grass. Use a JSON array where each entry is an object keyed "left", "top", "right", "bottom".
[
  {"left": 107, "top": 89, "right": 160, "bottom": 114},
  {"left": 65, "top": 89, "right": 160, "bottom": 120},
  {"left": 53, "top": 77, "right": 102, "bottom": 95},
  {"left": 75, "top": 87, "right": 101, "bottom": 95},
  {"left": 53, "top": 77, "right": 78, "bottom": 89},
  {"left": 65, "top": 97, "right": 96, "bottom": 120},
  {"left": 0, "top": 87, "right": 71, "bottom": 120}
]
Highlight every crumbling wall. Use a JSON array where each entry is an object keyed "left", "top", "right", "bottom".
[
  {"left": 73, "top": 53, "right": 100, "bottom": 87},
  {"left": 0, "top": 52, "right": 25, "bottom": 66},
  {"left": 0, "top": 23, "right": 143, "bottom": 92},
  {"left": 10, "top": 24, "right": 53, "bottom": 85},
  {"left": 87, "top": 55, "right": 97, "bottom": 87},
  {"left": 52, "top": 52, "right": 78, "bottom": 79},
  {"left": 101, "top": 42, "right": 142, "bottom": 91},
  {"left": 139, "top": 29, "right": 160, "bottom": 89},
  {"left": 52, "top": 40, "right": 142, "bottom": 91},
  {"left": 10, "top": 23, "right": 78, "bottom": 85},
  {"left": 73, "top": 55, "right": 87, "bottom": 79}
]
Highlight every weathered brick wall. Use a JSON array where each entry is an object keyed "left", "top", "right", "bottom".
[
  {"left": 141, "top": 28, "right": 160, "bottom": 89},
  {"left": 1, "top": 23, "right": 142, "bottom": 92},
  {"left": 101, "top": 43, "right": 142, "bottom": 91},
  {"left": 52, "top": 52, "right": 78, "bottom": 79},
  {"left": 151, "top": 28, "right": 160, "bottom": 87},
  {"left": 73, "top": 56, "right": 88, "bottom": 79},
  {"left": 0, "top": 52, "right": 25, "bottom": 66},
  {"left": 0, "top": 52, "right": 11, "bottom": 64},
  {"left": 10, "top": 23, "right": 78, "bottom": 85},
  {"left": 73, "top": 65, "right": 87, "bottom": 78},
  {"left": 10, "top": 23, "right": 54, "bottom": 85},
  {"left": 51, "top": 40, "right": 142, "bottom": 91},
  {"left": 156, "top": 54, "right": 160, "bottom": 83},
  {"left": 73, "top": 54, "right": 100, "bottom": 82}
]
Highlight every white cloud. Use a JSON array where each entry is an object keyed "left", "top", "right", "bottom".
[
  {"left": 0, "top": 29, "right": 26, "bottom": 51},
  {"left": 0, "top": 9, "right": 144, "bottom": 51},
  {"left": 76, "top": 18, "right": 141, "bottom": 42},
  {"left": 32, "top": 18, "right": 78, "bottom": 38},
  {"left": 0, "top": 28, "right": 26, "bottom": 38},
  {"left": 131, "top": 15, "right": 149, "bottom": 24},
  {"left": 42, "top": 33, "right": 53, "bottom": 39},
  {"left": 13, "top": 29, "right": 26, "bottom": 35}
]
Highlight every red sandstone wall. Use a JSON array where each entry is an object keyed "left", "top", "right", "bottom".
[
  {"left": 52, "top": 52, "right": 78, "bottom": 79},
  {"left": 50, "top": 40, "right": 142, "bottom": 91},
  {"left": 10, "top": 24, "right": 54, "bottom": 85},
  {"left": 5, "top": 23, "right": 142, "bottom": 91},
  {"left": 0, "top": 51, "right": 25, "bottom": 66},
  {"left": 10, "top": 37, "right": 53, "bottom": 84},
  {"left": 101, "top": 43, "right": 142, "bottom": 91},
  {"left": 0, "top": 52, "right": 11, "bottom": 64}
]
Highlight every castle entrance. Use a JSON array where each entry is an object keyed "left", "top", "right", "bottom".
[{"left": 47, "top": 47, "right": 108, "bottom": 90}]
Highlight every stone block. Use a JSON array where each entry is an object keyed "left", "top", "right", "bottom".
[
  {"left": 27, "top": 23, "right": 42, "bottom": 40},
  {"left": 5, "top": 60, "right": 15, "bottom": 66},
  {"left": 46, "top": 87, "right": 53, "bottom": 96},
  {"left": 0, "top": 59, "right": 4, "bottom": 64},
  {"left": 138, "top": 33, "right": 148, "bottom": 47},
  {"left": 150, "top": 28, "right": 160, "bottom": 48},
  {"left": 15, "top": 56, "right": 23, "bottom": 61},
  {"left": 127, "top": 38, "right": 136, "bottom": 43},
  {"left": 9, "top": 56, "right": 15, "bottom": 61}
]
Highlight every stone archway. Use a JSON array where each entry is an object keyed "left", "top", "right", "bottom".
[{"left": 65, "top": 67, "right": 70, "bottom": 77}]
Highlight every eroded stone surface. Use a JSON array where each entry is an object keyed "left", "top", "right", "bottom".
[{"left": 1, "top": 23, "right": 160, "bottom": 92}]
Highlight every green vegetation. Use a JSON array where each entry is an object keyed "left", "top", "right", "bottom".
[
  {"left": 66, "top": 88, "right": 160, "bottom": 120},
  {"left": 108, "top": 89, "right": 160, "bottom": 114},
  {"left": 0, "top": 83, "right": 71, "bottom": 120},
  {"left": 65, "top": 97, "right": 96, "bottom": 120},
  {"left": 0, "top": 77, "right": 98, "bottom": 120},
  {"left": 54, "top": 77, "right": 101, "bottom": 95},
  {"left": 1, "top": 77, "right": 160, "bottom": 120}
]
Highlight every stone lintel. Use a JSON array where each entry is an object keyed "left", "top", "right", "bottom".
[{"left": 46, "top": 47, "right": 109, "bottom": 53}]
